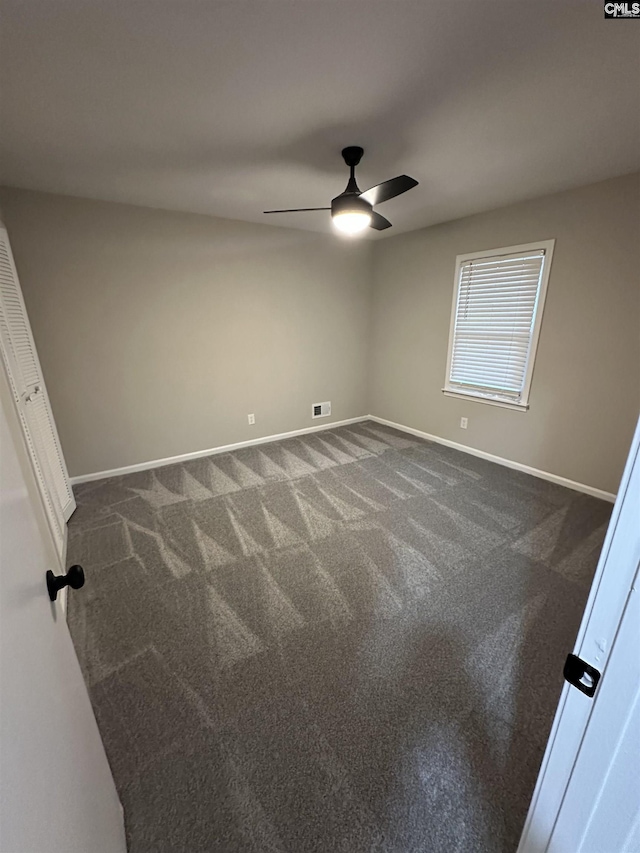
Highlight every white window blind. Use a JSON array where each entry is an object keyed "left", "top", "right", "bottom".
[{"left": 444, "top": 242, "right": 553, "bottom": 408}]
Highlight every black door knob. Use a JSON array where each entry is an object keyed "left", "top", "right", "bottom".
[{"left": 46, "top": 565, "right": 85, "bottom": 602}]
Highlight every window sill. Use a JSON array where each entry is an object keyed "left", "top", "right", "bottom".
[{"left": 442, "top": 388, "right": 529, "bottom": 412}]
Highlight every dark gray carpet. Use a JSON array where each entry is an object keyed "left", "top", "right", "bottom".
[{"left": 67, "top": 420, "right": 611, "bottom": 853}]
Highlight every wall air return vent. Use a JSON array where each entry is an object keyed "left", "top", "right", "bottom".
[{"left": 312, "top": 401, "right": 331, "bottom": 419}]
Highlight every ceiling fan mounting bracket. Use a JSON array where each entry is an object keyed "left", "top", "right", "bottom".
[{"left": 341, "top": 146, "right": 364, "bottom": 168}]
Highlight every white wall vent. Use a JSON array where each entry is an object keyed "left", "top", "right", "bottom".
[{"left": 312, "top": 401, "right": 331, "bottom": 419}]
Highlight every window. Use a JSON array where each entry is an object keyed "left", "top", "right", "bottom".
[{"left": 443, "top": 240, "right": 554, "bottom": 410}]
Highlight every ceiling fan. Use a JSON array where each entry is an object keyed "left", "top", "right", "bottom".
[{"left": 264, "top": 146, "right": 418, "bottom": 235}]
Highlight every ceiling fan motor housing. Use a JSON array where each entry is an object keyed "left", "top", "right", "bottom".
[{"left": 331, "top": 192, "right": 372, "bottom": 217}]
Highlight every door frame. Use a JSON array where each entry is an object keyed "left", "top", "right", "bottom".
[{"left": 518, "top": 415, "right": 640, "bottom": 851}]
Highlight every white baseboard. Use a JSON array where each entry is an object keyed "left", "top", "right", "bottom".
[
  {"left": 369, "top": 415, "right": 616, "bottom": 503},
  {"left": 69, "top": 416, "right": 369, "bottom": 485},
  {"left": 71, "top": 412, "right": 617, "bottom": 503}
]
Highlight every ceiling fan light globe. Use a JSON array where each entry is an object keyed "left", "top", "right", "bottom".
[{"left": 332, "top": 211, "right": 371, "bottom": 235}]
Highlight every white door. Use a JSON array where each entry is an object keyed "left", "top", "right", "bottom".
[
  {"left": 0, "top": 365, "right": 126, "bottom": 852},
  {"left": 0, "top": 226, "right": 75, "bottom": 560},
  {"left": 519, "top": 416, "right": 640, "bottom": 852}
]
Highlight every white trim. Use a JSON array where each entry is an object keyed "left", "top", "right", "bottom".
[
  {"left": 442, "top": 389, "right": 529, "bottom": 412},
  {"left": 69, "top": 416, "right": 369, "bottom": 484},
  {"left": 517, "top": 414, "right": 640, "bottom": 852},
  {"left": 368, "top": 415, "right": 616, "bottom": 503},
  {"left": 70, "top": 411, "right": 617, "bottom": 503},
  {"left": 443, "top": 239, "right": 555, "bottom": 409}
]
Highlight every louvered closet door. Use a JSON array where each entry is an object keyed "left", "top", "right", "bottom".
[{"left": 0, "top": 227, "right": 75, "bottom": 557}]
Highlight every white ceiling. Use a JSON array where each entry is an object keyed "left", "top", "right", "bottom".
[{"left": 1, "top": 1, "right": 638, "bottom": 237}]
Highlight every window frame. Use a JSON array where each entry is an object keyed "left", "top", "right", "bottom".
[{"left": 442, "top": 239, "right": 555, "bottom": 412}]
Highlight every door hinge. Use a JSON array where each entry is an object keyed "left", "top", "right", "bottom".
[{"left": 563, "top": 653, "right": 601, "bottom": 698}]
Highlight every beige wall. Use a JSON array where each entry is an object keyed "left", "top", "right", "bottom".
[
  {"left": 0, "top": 188, "right": 372, "bottom": 477},
  {"left": 369, "top": 173, "right": 640, "bottom": 495},
  {"left": 2, "top": 175, "right": 637, "bottom": 493}
]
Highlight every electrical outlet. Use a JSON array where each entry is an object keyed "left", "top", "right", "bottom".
[
  {"left": 248, "top": 413, "right": 255, "bottom": 425},
  {"left": 460, "top": 417, "right": 468, "bottom": 429}
]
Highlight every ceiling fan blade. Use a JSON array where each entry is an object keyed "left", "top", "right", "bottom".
[
  {"left": 360, "top": 175, "right": 418, "bottom": 206},
  {"left": 263, "top": 208, "right": 331, "bottom": 213},
  {"left": 370, "top": 211, "right": 392, "bottom": 231}
]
